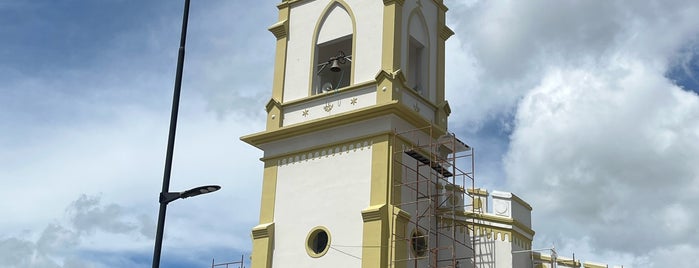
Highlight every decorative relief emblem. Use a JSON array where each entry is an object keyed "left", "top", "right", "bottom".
[
  {"left": 302, "top": 109, "right": 309, "bottom": 117},
  {"left": 323, "top": 103, "right": 334, "bottom": 112},
  {"left": 413, "top": 103, "right": 420, "bottom": 113},
  {"left": 278, "top": 140, "right": 373, "bottom": 166},
  {"left": 350, "top": 97, "right": 358, "bottom": 105}
]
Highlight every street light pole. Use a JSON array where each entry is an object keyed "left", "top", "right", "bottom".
[{"left": 152, "top": 0, "right": 191, "bottom": 267}]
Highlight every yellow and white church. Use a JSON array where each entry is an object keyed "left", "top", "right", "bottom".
[{"left": 242, "top": 1, "right": 613, "bottom": 268}]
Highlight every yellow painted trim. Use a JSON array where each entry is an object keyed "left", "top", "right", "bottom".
[
  {"left": 370, "top": 135, "right": 392, "bottom": 205},
  {"left": 467, "top": 188, "right": 489, "bottom": 196},
  {"left": 262, "top": 137, "right": 374, "bottom": 163},
  {"left": 308, "top": 0, "right": 357, "bottom": 96},
  {"left": 392, "top": 206, "right": 410, "bottom": 268},
  {"left": 534, "top": 253, "right": 584, "bottom": 267},
  {"left": 305, "top": 226, "right": 332, "bottom": 258},
  {"left": 250, "top": 223, "right": 274, "bottom": 268},
  {"left": 257, "top": 160, "right": 279, "bottom": 223},
  {"left": 435, "top": 5, "right": 449, "bottom": 130},
  {"left": 460, "top": 211, "right": 536, "bottom": 237},
  {"left": 252, "top": 222, "right": 275, "bottom": 239},
  {"left": 583, "top": 262, "right": 609, "bottom": 268},
  {"left": 360, "top": 204, "right": 410, "bottom": 268},
  {"left": 270, "top": 5, "right": 289, "bottom": 102},
  {"left": 241, "top": 101, "right": 447, "bottom": 148},
  {"left": 375, "top": 67, "right": 443, "bottom": 126},
  {"left": 438, "top": 25, "right": 454, "bottom": 41},
  {"left": 268, "top": 20, "right": 288, "bottom": 39},
  {"left": 381, "top": 0, "right": 403, "bottom": 71},
  {"left": 265, "top": 98, "right": 283, "bottom": 130},
  {"left": 361, "top": 204, "right": 388, "bottom": 267},
  {"left": 266, "top": 4, "right": 290, "bottom": 131}
]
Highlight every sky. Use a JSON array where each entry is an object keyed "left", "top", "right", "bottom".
[{"left": 1, "top": 0, "right": 698, "bottom": 267}]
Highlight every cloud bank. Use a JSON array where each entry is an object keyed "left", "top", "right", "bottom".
[{"left": 446, "top": 0, "right": 699, "bottom": 266}]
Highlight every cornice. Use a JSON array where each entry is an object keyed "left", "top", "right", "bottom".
[
  {"left": 460, "top": 211, "right": 536, "bottom": 237},
  {"left": 251, "top": 222, "right": 275, "bottom": 239},
  {"left": 361, "top": 204, "right": 386, "bottom": 222},
  {"left": 268, "top": 20, "right": 288, "bottom": 40},
  {"left": 241, "top": 101, "right": 446, "bottom": 148},
  {"left": 439, "top": 25, "right": 454, "bottom": 41}
]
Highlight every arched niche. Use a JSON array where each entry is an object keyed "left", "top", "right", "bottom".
[
  {"left": 407, "top": 9, "right": 430, "bottom": 97},
  {"left": 311, "top": 1, "right": 356, "bottom": 95}
]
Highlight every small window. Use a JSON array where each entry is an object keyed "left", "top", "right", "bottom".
[
  {"left": 411, "top": 230, "right": 427, "bottom": 257},
  {"left": 314, "top": 36, "right": 352, "bottom": 95},
  {"left": 408, "top": 37, "right": 426, "bottom": 94},
  {"left": 306, "top": 226, "right": 331, "bottom": 258}
]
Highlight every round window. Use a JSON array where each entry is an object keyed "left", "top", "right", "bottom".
[
  {"left": 306, "top": 226, "right": 331, "bottom": 258},
  {"left": 411, "top": 230, "right": 427, "bottom": 257}
]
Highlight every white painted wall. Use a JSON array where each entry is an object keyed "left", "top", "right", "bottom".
[
  {"left": 317, "top": 5, "right": 353, "bottom": 44},
  {"left": 273, "top": 143, "right": 372, "bottom": 268},
  {"left": 283, "top": 0, "right": 384, "bottom": 102},
  {"left": 283, "top": 84, "right": 377, "bottom": 126}
]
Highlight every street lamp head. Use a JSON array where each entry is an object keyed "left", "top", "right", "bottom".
[{"left": 181, "top": 185, "right": 221, "bottom": 199}]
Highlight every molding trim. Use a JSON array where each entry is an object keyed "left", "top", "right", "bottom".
[
  {"left": 250, "top": 222, "right": 275, "bottom": 268},
  {"left": 241, "top": 101, "right": 447, "bottom": 148},
  {"left": 268, "top": 20, "right": 288, "bottom": 39},
  {"left": 252, "top": 222, "right": 275, "bottom": 239},
  {"left": 276, "top": 139, "right": 372, "bottom": 166},
  {"left": 265, "top": 98, "right": 282, "bottom": 113},
  {"left": 438, "top": 25, "right": 454, "bottom": 40},
  {"left": 361, "top": 204, "right": 387, "bottom": 222}
]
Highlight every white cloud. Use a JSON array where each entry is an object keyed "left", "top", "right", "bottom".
[
  {"left": 1, "top": 0, "right": 271, "bottom": 267},
  {"left": 444, "top": 0, "right": 699, "bottom": 266},
  {"left": 0, "top": 194, "right": 150, "bottom": 268}
]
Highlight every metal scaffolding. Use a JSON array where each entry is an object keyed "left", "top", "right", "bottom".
[
  {"left": 211, "top": 255, "right": 245, "bottom": 268},
  {"left": 391, "top": 126, "right": 477, "bottom": 268}
]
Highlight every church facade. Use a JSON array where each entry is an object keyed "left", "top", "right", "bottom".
[{"left": 241, "top": 1, "right": 612, "bottom": 268}]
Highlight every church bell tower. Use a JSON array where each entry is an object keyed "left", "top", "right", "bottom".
[{"left": 241, "top": 0, "right": 471, "bottom": 267}]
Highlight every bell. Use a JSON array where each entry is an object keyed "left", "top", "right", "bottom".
[{"left": 330, "top": 60, "right": 342, "bottom": 72}]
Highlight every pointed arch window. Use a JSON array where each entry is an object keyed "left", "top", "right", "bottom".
[
  {"left": 408, "top": 37, "right": 426, "bottom": 94},
  {"left": 407, "top": 11, "right": 429, "bottom": 96},
  {"left": 312, "top": 3, "right": 354, "bottom": 95}
]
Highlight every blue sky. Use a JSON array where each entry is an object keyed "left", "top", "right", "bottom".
[{"left": 2, "top": 0, "right": 699, "bottom": 267}]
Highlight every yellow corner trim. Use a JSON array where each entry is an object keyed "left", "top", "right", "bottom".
[
  {"left": 361, "top": 204, "right": 387, "bottom": 222},
  {"left": 439, "top": 25, "right": 454, "bottom": 40},
  {"left": 265, "top": 98, "right": 282, "bottom": 113},
  {"left": 252, "top": 222, "right": 275, "bottom": 239},
  {"left": 268, "top": 20, "right": 288, "bottom": 39}
]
